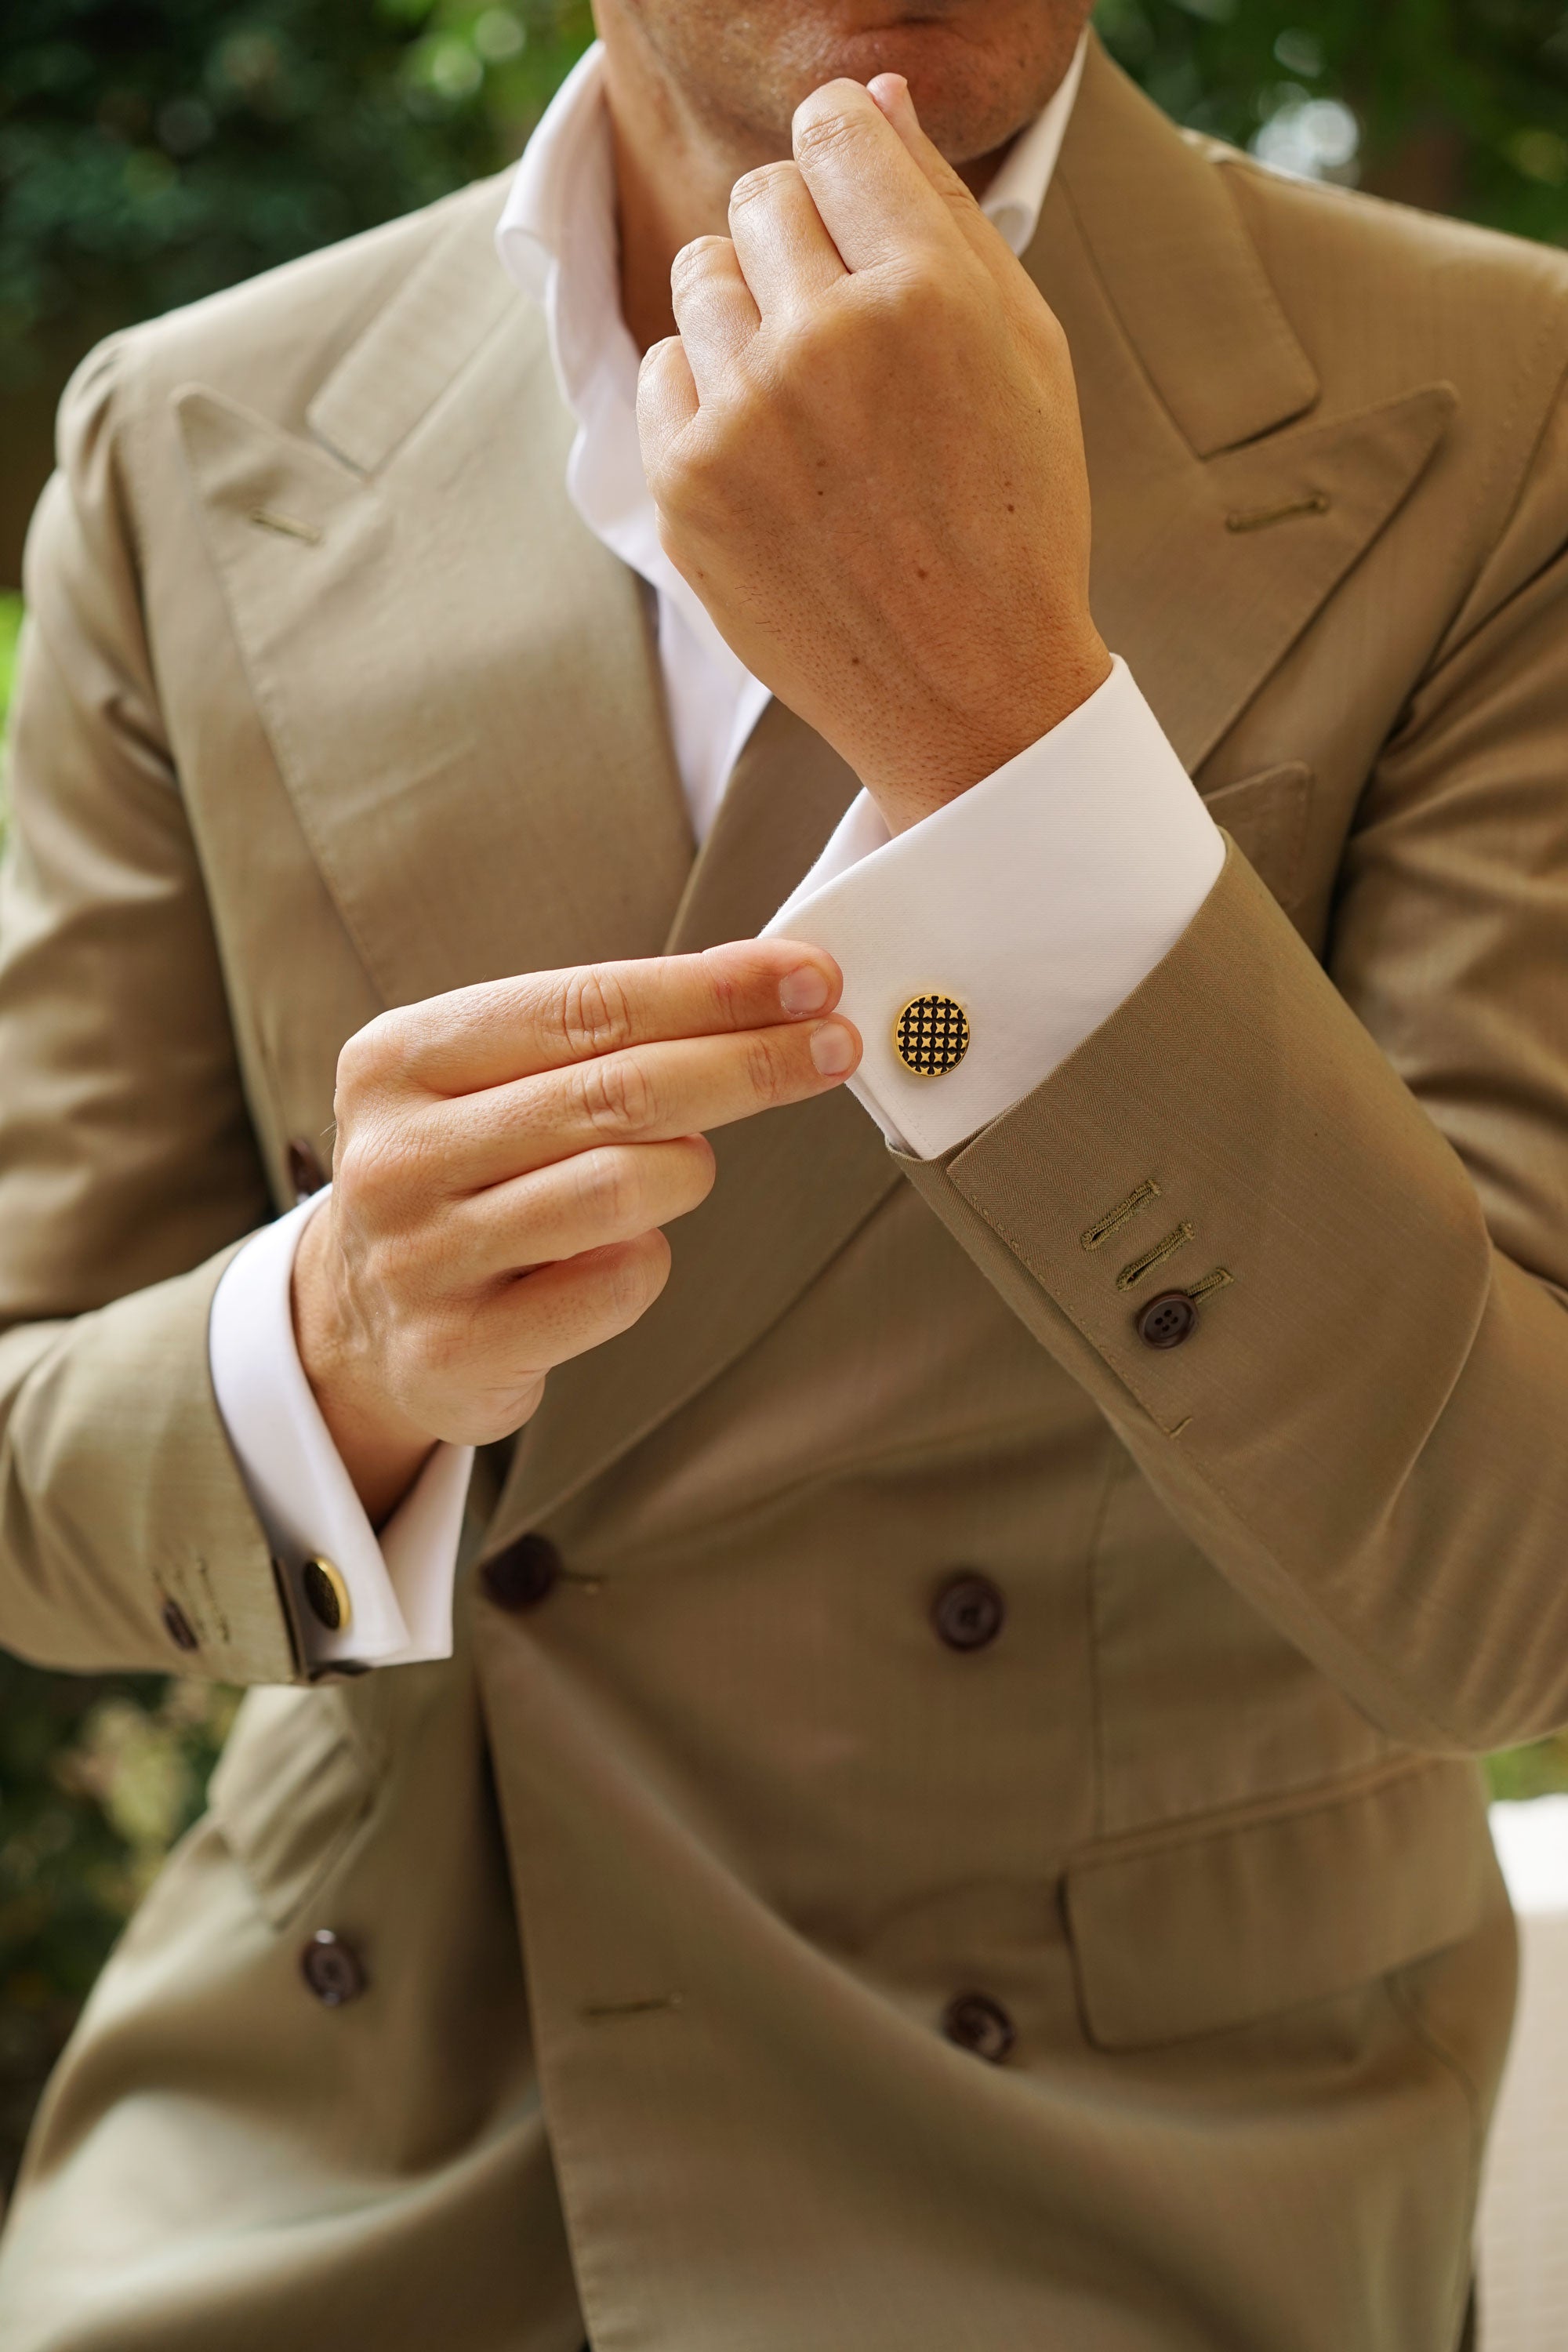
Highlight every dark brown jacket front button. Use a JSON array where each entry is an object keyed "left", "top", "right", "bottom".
[
  {"left": 301, "top": 1929, "right": 367, "bottom": 2007},
  {"left": 160, "top": 1596, "right": 199, "bottom": 1653},
  {"left": 931, "top": 1572, "right": 1006, "bottom": 1653},
  {"left": 941, "top": 1991, "right": 1015, "bottom": 2063},
  {"left": 1136, "top": 1290, "right": 1198, "bottom": 1349},
  {"left": 481, "top": 1533, "right": 562, "bottom": 1611}
]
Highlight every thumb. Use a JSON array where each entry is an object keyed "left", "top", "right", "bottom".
[{"left": 866, "top": 73, "right": 1015, "bottom": 281}]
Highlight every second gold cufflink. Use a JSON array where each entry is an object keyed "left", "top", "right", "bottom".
[
  {"left": 301, "top": 1555, "right": 352, "bottom": 1634},
  {"left": 893, "top": 993, "right": 970, "bottom": 1077}
]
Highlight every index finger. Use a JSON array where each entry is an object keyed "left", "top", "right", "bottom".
[
  {"left": 866, "top": 72, "right": 1020, "bottom": 285},
  {"left": 386, "top": 938, "right": 844, "bottom": 1097},
  {"left": 789, "top": 77, "right": 964, "bottom": 274}
]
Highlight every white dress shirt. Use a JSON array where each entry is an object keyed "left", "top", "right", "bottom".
[{"left": 209, "top": 33, "right": 1222, "bottom": 1672}]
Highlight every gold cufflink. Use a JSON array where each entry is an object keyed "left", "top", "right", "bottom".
[
  {"left": 893, "top": 993, "right": 970, "bottom": 1078},
  {"left": 301, "top": 1555, "right": 352, "bottom": 1634}
]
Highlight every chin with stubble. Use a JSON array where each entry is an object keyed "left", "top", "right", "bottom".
[{"left": 595, "top": 0, "right": 1095, "bottom": 171}]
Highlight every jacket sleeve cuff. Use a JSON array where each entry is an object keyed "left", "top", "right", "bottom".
[
  {"left": 208, "top": 1191, "right": 473, "bottom": 1669},
  {"left": 761, "top": 656, "right": 1224, "bottom": 1160}
]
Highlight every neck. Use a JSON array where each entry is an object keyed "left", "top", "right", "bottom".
[{"left": 603, "top": 45, "right": 1013, "bottom": 355}]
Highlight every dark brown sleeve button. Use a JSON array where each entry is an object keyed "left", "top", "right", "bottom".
[
  {"left": 301, "top": 1929, "right": 367, "bottom": 2007},
  {"left": 1136, "top": 1290, "right": 1198, "bottom": 1349},
  {"left": 287, "top": 1137, "right": 328, "bottom": 1201},
  {"left": 301, "top": 1555, "right": 351, "bottom": 1633},
  {"left": 941, "top": 1991, "right": 1015, "bottom": 2064},
  {"left": 160, "top": 1596, "right": 199, "bottom": 1653},
  {"left": 931, "top": 1571, "right": 1006, "bottom": 1653},
  {"left": 481, "top": 1532, "right": 562, "bottom": 1612}
]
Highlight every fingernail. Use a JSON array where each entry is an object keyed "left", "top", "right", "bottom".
[
  {"left": 869, "top": 71, "right": 912, "bottom": 121},
  {"left": 780, "top": 964, "right": 831, "bottom": 1016},
  {"left": 810, "top": 1018, "right": 858, "bottom": 1077}
]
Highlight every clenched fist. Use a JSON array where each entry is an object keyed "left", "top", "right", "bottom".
[
  {"left": 293, "top": 941, "right": 860, "bottom": 1521},
  {"left": 637, "top": 71, "right": 1112, "bottom": 837}
]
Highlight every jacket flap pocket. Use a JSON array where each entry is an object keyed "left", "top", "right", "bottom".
[
  {"left": 209, "top": 1685, "right": 379, "bottom": 1929},
  {"left": 1065, "top": 1760, "right": 1494, "bottom": 2051},
  {"left": 1203, "top": 761, "right": 1312, "bottom": 913}
]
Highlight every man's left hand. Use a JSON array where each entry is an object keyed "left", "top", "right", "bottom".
[{"left": 637, "top": 71, "right": 1112, "bottom": 835}]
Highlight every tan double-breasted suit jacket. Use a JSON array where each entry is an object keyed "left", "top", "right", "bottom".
[{"left": 2, "top": 38, "right": 1567, "bottom": 2350}]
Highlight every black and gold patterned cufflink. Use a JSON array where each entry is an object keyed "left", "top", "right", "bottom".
[
  {"left": 301, "top": 1555, "right": 352, "bottom": 1634},
  {"left": 893, "top": 993, "right": 971, "bottom": 1078}
]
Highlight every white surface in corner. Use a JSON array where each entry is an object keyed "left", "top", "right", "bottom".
[
  {"left": 1490, "top": 1799, "right": 1568, "bottom": 1916},
  {"left": 1479, "top": 1802, "right": 1568, "bottom": 2348}
]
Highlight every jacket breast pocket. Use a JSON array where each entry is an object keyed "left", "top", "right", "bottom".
[
  {"left": 1203, "top": 760, "right": 1313, "bottom": 921},
  {"left": 1063, "top": 1759, "right": 1496, "bottom": 2051},
  {"left": 208, "top": 1682, "right": 384, "bottom": 1929}
]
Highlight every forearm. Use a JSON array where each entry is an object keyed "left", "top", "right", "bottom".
[
  {"left": 0, "top": 349, "right": 296, "bottom": 1683},
  {"left": 0, "top": 1244, "right": 296, "bottom": 1681},
  {"left": 900, "top": 844, "right": 1568, "bottom": 1755}
]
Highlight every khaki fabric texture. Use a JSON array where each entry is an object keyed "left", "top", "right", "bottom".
[{"left": 0, "top": 34, "right": 1562, "bottom": 2350}]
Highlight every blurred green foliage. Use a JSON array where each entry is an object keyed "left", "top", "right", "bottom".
[
  {"left": 0, "top": 0, "right": 593, "bottom": 387},
  {"left": 1095, "top": 0, "right": 1568, "bottom": 238},
  {"left": 0, "top": 596, "right": 20, "bottom": 717},
  {"left": 5, "top": 0, "right": 1568, "bottom": 403},
  {"left": 0, "top": 1663, "right": 238, "bottom": 2186},
  {"left": 1486, "top": 1735, "right": 1568, "bottom": 1802},
  {"left": 5, "top": 0, "right": 1568, "bottom": 2206}
]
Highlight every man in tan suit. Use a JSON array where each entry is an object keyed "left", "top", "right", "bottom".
[{"left": 1, "top": 0, "right": 1564, "bottom": 2340}]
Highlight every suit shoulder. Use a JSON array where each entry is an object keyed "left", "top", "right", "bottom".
[
  {"left": 1207, "top": 142, "right": 1568, "bottom": 400},
  {"left": 56, "top": 172, "right": 514, "bottom": 455}
]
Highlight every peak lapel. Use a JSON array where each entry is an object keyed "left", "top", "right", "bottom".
[
  {"left": 1041, "top": 42, "right": 1455, "bottom": 775},
  {"left": 176, "top": 190, "right": 694, "bottom": 1012},
  {"left": 1058, "top": 41, "right": 1319, "bottom": 461},
  {"left": 488, "top": 701, "right": 897, "bottom": 1546}
]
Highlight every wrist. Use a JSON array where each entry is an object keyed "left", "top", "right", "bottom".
[
  {"left": 867, "top": 629, "right": 1112, "bottom": 836},
  {"left": 291, "top": 1202, "right": 435, "bottom": 1526}
]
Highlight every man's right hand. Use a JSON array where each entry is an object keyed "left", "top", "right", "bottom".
[{"left": 292, "top": 939, "right": 860, "bottom": 1524}]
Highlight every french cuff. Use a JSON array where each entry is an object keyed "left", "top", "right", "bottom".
[
  {"left": 208, "top": 1190, "right": 474, "bottom": 1671},
  {"left": 763, "top": 657, "right": 1226, "bottom": 1160}
]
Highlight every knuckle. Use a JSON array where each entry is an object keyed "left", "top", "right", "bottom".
[
  {"left": 670, "top": 234, "right": 731, "bottom": 287},
  {"left": 572, "top": 1051, "right": 655, "bottom": 1138},
  {"left": 699, "top": 946, "right": 743, "bottom": 1029},
  {"left": 332, "top": 1121, "right": 395, "bottom": 1208},
  {"left": 793, "top": 103, "right": 862, "bottom": 167},
  {"left": 557, "top": 964, "right": 633, "bottom": 1058},
  {"left": 1033, "top": 304, "right": 1072, "bottom": 369},
  {"left": 679, "top": 1135, "right": 718, "bottom": 1208},
  {"left": 877, "top": 262, "right": 948, "bottom": 328},
  {"left": 638, "top": 335, "right": 684, "bottom": 394},
  {"left": 742, "top": 1028, "right": 786, "bottom": 1104},
  {"left": 579, "top": 1147, "right": 644, "bottom": 1233},
  {"left": 772, "top": 305, "right": 846, "bottom": 385},
  {"left": 729, "top": 160, "right": 795, "bottom": 214},
  {"left": 611, "top": 1232, "right": 670, "bottom": 1320},
  {"left": 335, "top": 1011, "right": 398, "bottom": 1103},
  {"left": 659, "top": 433, "right": 729, "bottom": 530}
]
